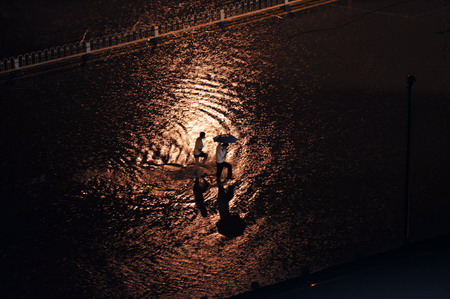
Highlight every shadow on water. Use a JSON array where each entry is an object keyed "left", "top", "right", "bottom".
[
  {"left": 193, "top": 176, "right": 209, "bottom": 217},
  {"left": 216, "top": 182, "right": 246, "bottom": 239}
]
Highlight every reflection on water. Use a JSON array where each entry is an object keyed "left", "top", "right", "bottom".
[
  {"left": 1, "top": 5, "right": 411, "bottom": 298},
  {"left": 145, "top": 67, "right": 243, "bottom": 168},
  {"left": 69, "top": 29, "right": 268, "bottom": 298},
  {"left": 193, "top": 176, "right": 209, "bottom": 217}
]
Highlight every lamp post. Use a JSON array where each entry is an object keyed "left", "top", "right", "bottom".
[{"left": 405, "top": 75, "right": 416, "bottom": 244}]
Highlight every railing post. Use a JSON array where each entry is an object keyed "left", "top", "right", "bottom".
[
  {"left": 152, "top": 26, "right": 160, "bottom": 45},
  {"left": 82, "top": 42, "right": 93, "bottom": 62},
  {"left": 14, "top": 58, "right": 20, "bottom": 69},
  {"left": 220, "top": 9, "right": 225, "bottom": 23},
  {"left": 284, "top": 0, "right": 291, "bottom": 11},
  {"left": 219, "top": 9, "right": 226, "bottom": 28}
]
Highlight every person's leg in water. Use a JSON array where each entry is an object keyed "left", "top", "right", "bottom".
[
  {"left": 202, "top": 152, "right": 208, "bottom": 164},
  {"left": 196, "top": 152, "right": 208, "bottom": 165},
  {"left": 223, "top": 162, "right": 232, "bottom": 179},
  {"left": 216, "top": 162, "right": 224, "bottom": 182}
]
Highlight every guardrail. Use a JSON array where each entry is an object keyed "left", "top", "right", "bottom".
[{"left": 0, "top": 0, "right": 336, "bottom": 74}]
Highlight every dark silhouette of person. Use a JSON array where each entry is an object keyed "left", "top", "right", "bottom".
[
  {"left": 215, "top": 142, "right": 232, "bottom": 182},
  {"left": 193, "top": 176, "right": 209, "bottom": 217},
  {"left": 216, "top": 183, "right": 245, "bottom": 238}
]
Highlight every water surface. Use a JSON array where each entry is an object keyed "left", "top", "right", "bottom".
[{"left": 2, "top": 2, "right": 450, "bottom": 297}]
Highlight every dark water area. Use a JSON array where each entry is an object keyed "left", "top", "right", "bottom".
[{"left": 1, "top": 1, "right": 450, "bottom": 297}]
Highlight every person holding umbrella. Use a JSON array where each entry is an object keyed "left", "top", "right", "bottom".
[
  {"left": 216, "top": 143, "right": 232, "bottom": 181},
  {"left": 214, "top": 134, "right": 238, "bottom": 182}
]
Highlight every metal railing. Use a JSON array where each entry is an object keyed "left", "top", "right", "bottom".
[{"left": 0, "top": 0, "right": 331, "bottom": 74}]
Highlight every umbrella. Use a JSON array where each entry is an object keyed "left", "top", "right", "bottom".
[{"left": 213, "top": 134, "right": 239, "bottom": 143}]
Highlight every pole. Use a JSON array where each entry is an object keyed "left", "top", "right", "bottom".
[
  {"left": 405, "top": 75, "right": 416, "bottom": 244},
  {"left": 284, "top": 0, "right": 291, "bottom": 11},
  {"left": 441, "top": 0, "right": 446, "bottom": 59},
  {"left": 219, "top": 9, "right": 226, "bottom": 28},
  {"left": 220, "top": 9, "right": 225, "bottom": 23}
]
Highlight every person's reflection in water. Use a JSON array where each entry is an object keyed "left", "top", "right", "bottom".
[
  {"left": 216, "top": 183, "right": 246, "bottom": 238},
  {"left": 193, "top": 176, "right": 209, "bottom": 217}
]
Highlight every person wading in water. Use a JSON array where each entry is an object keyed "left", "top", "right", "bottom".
[{"left": 194, "top": 132, "right": 208, "bottom": 166}]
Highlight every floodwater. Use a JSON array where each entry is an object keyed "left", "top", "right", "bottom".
[{"left": 1, "top": 1, "right": 450, "bottom": 298}]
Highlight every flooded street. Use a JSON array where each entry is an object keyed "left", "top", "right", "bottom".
[{"left": 1, "top": 1, "right": 450, "bottom": 297}]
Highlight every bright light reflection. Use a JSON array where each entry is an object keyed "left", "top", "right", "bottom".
[{"left": 157, "top": 66, "right": 241, "bottom": 167}]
